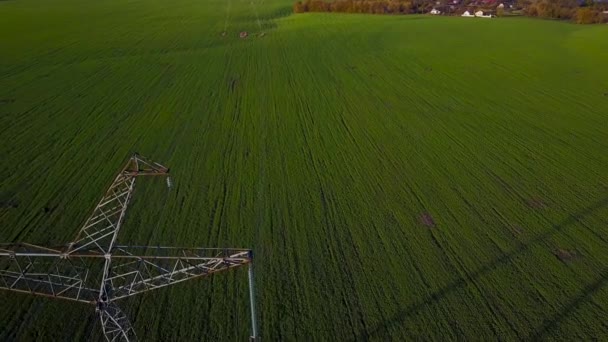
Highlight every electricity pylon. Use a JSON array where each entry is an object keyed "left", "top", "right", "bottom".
[{"left": 0, "top": 154, "right": 258, "bottom": 341}]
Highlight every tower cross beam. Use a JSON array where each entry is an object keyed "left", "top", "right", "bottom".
[{"left": 0, "top": 154, "right": 258, "bottom": 341}]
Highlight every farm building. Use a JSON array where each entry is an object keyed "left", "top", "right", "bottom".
[
  {"left": 475, "top": 10, "right": 494, "bottom": 18},
  {"left": 462, "top": 10, "right": 475, "bottom": 17},
  {"left": 430, "top": 8, "right": 441, "bottom": 15}
]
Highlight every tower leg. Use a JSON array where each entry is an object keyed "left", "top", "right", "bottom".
[{"left": 248, "top": 262, "right": 258, "bottom": 341}]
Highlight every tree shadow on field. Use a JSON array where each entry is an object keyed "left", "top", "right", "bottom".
[
  {"left": 267, "top": 5, "right": 292, "bottom": 20},
  {"left": 353, "top": 196, "right": 608, "bottom": 341}
]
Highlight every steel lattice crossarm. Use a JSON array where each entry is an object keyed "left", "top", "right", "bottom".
[
  {"left": 0, "top": 244, "right": 252, "bottom": 302},
  {"left": 107, "top": 246, "right": 251, "bottom": 299},
  {"left": 0, "top": 154, "right": 259, "bottom": 342},
  {"left": 0, "top": 243, "right": 101, "bottom": 303}
]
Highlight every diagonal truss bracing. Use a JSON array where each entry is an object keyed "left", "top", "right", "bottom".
[
  {"left": 0, "top": 244, "right": 252, "bottom": 303},
  {"left": 66, "top": 154, "right": 168, "bottom": 255},
  {"left": 0, "top": 154, "right": 258, "bottom": 342},
  {"left": 100, "top": 302, "right": 137, "bottom": 342}
]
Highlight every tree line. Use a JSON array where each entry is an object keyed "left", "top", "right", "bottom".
[
  {"left": 523, "top": 0, "right": 608, "bottom": 24},
  {"left": 294, "top": 0, "right": 413, "bottom": 14},
  {"left": 293, "top": 0, "right": 608, "bottom": 24}
]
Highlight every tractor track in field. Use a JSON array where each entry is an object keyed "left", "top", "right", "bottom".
[
  {"left": 222, "top": 0, "right": 232, "bottom": 36},
  {"left": 249, "top": 0, "right": 263, "bottom": 33}
]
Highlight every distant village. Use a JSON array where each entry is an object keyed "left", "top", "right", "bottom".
[
  {"left": 428, "top": 1, "right": 516, "bottom": 18},
  {"left": 293, "top": 0, "right": 608, "bottom": 24}
]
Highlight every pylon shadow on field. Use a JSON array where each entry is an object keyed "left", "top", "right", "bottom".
[
  {"left": 528, "top": 269, "right": 608, "bottom": 340},
  {"left": 353, "top": 196, "right": 608, "bottom": 341}
]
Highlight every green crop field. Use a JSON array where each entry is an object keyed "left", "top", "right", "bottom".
[{"left": 1, "top": 0, "right": 608, "bottom": 340}]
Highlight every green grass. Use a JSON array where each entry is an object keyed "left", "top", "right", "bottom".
[{"left": 1, "top": 0, "right": 608, "bottom": 340}]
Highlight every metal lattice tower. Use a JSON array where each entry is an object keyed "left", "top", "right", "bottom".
[{"left": 0, "top": 154, "right": 258, "bottom": 341}]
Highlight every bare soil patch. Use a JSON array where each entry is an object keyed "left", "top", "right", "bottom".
[
  {"left": 554, "top": 248, "right": 577, "bottom": 263},
  {"left": 420, "top": 213, "right": 435, "bottom": 228}
]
